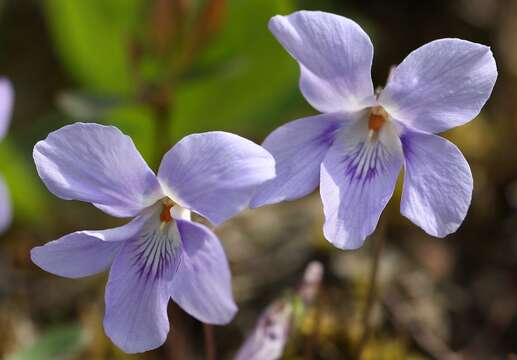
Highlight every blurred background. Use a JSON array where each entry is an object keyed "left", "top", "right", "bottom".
[{"left": 0, "top": 0, "right": 516, "bottom": 359}]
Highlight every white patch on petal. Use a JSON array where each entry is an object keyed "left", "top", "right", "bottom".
[
  {"left": 336, "top": 114, "right": 402, "bottom": 186},
  {"left": 132, "top": 202, "right": 190, "bottom": 281},
  {"left": 157, "top": 179, "right": 190, "bottom": 211},
  {"left": 170, "top": 205, "right": 191, "bottom": 221}
]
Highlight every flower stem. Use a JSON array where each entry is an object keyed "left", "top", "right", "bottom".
[
  {"left": 354, "top": 234, "right": 384, "bottom": 359},
  {"left": 203, "top": 323, "right": 217, "bottom": 360},
  {"left": 150, "top": 84, "right": 173, "bottom": 168}
]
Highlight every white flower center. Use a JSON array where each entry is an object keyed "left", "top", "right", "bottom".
[
  {"left": 367, "top": 106, "right": 389, "bottom": 138},
  {"left": 134, "top": 198, "right": 191, "bottom": 280},
  {"left": 336, "top": 106, "right": 401, "bottom": 184}
]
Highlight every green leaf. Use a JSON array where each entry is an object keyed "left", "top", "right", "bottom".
[
  {"left": 0, "top": 140, "right": 50, "bottom": 227},
  {"left": 105, "top": 104, "right": 157, "bottom": 165},
  {"left": 5, "top": 323, "right": 83, "bottom": 360},
  {"left": 44, "top": 0, "right": 145, "bottom": 95},
  {"left": 56, "top": 91, "right": 157, "bottom": 165},
  {"left": 173, "top": 0, "right": 302, "bottom": 141}
]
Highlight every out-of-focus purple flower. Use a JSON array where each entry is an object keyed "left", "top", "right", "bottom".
[
  {"left": 0, "top": 78, "right": 14, "bottom": 234},
  {"left": 251, "top": 10, "right": 497, "bottom": 249},
  {"left": 235, "top": 301, "right": 293, "bottom": 360},
  {"left": 234, "top": 261, "right": 323, "bottom": 360},
  {"left": 30, "top": 123, "right": 275, "bottom": 353}
]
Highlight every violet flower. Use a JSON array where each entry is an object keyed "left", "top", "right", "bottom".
[
  {"left": 0, "top": 78, "right": 14, "bottom": 234},
  {"left": 234, "top": 262, "right": 323, "bottom": 360},
  {"left": 30, "top": 123, "right": 275, "bottom": 353},
  {"left": 251, "top": 11, "right": 497, "bottom": 249},
  {"left": 234, "top": 301, "right": 293, "bottom": 360}
]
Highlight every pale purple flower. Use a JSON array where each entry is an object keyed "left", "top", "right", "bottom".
[
  {"left": 234, "top": 262, "right": 323, "bottom": 360},
  {"left": 0, "top": 78, "right": 14, "bottom": 234},
  {"left": 251, "top": 11, "right": 497, "bottom": 249},
  {"left": 30, "top": 123, "right": 275, "bottom": 353},
  {"left": 234, "top": 301, "right": 293, "bottom": 360}
]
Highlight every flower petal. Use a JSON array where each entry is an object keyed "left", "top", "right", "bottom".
[
  {"left": 320, "top": 119, "right": 403, "bottom": 249},
  {"left": 0, "top": 176, "right": 11, "bottom": 234},
  {"left": 103, "top": 228, "right": 181, "bottom": 353},
  {"left": 33, "top": 123, "right": 163, "bottom": 218},
  {"left": 0, "top": 78, "right": 13, "bottom": 140},
  {"left": 158, "top": 132, "right": 275, "bottom": 225},
  {"left": 30, "top": 217, "right": 144, "bottom": 278},
  {"left": 251, "top": 113, "right": 344, "bottom": 208},
  {"left": 400, "top": 128, "right": 473, "bottom": 237},
  {"left": 234, "top": 301, "right": 292, "bottom": 360},
  {"left": 379, "top": 39, "right": 497, "bottom": 133},
  {"left": 269, "top": 11, "right": 376, "bottom": 113},
  {"left": 171, "top": 219, "right": 237, "bottom": 324}
]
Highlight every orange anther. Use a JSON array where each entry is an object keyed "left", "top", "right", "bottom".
[
  {"left": 368, "top": 113, "right": 385, "bottom": 131},
  {"left": 160, "top": 204, "right": 173, "bottom": 222}
]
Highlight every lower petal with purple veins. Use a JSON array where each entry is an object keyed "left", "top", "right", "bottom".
[
  {"left": 103, "top": 209, "right": 183, "bottom": 353},
  {"left": 320, "top": 118, "right": 403, "bottom": 249}
]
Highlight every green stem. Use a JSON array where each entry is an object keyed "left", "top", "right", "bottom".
[
  {"left": 354, "top": 234, "right": 385, "bottom": 359},
  {"left": 151, "top": 84, "right": 173, "bottom": 168}
]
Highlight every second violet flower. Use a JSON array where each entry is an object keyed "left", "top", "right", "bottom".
[
  {"left": 30, "top": 123, "right": 275, "bottom": 353},
  {"left": 251, "top": 10, "right": 498, "bottom": 249},
  {"left": 0, "top": 78, "right": 14, "bottom": 234}
]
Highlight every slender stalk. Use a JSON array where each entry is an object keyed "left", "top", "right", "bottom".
[
  {"left": 203, "top": 323, "right": 217, "bottom": 360},
  {"left": 151, "top": 84, "right": 173, "bottom": 168},
  {"left": 354, "top": 234, "right": 385, "bottom": 359}
]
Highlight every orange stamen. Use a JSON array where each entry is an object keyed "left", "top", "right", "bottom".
[
  {"left": 368, "top": 113, "right": 385, "bottom": 131},
  {"left": 160, "top": 204, "right": 173, "bottom": 222}
]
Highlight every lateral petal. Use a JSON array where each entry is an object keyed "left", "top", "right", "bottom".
[
  {"left": 251, "top": 113, "right": 345, "bottom": 208},
  {"left": 379, "top": 39, "right": 497, "bottom": 133},
  {"left": 171, "top": 219, "right": 237, "bottom": 325},
  {"left": 400, "top": 127, "right": 473, "bottom": 237}
]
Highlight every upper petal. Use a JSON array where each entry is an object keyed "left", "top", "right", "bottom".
[
  {"left": 33, "top": 123, "right": 163, "bottom": 217},
  {"left": 320, "top": 119, "right": 404, "bottom": 249},
  {"left": 29, "top": 217, "right": 144, "bottom": 278},
  {"left": 379, "top": 39, "right": 497, "bottom": 133},
  {"left": 0, "top": 78, "right": 13, "bottom": 140},
  {"left": 158, "top": 132, "right": 275, "bottom": 225},
  {"left": 269, "top": 11, "right": 376, "bottom": 113},
  {"left": 250, "top": 113, "right": 345, "bottom": 208},
  {"left": 171, "top": 219, "right": 237, "bottom": 324},
  {"left": 400, "top": 127, "right": 473, "bottom": 237},
  {"left": 0, "top": 176, "right": 11, "bottom": 234}
]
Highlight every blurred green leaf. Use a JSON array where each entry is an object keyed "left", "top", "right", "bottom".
[
  {"left": 0, "top": 140, "right": 50, "bottom": 227},
  {"left": 105, "top": 104, "right": 157, "bottom": 165},
  {"left": 5, "top": 323, "right": 83, "bottom": 360},
  {"left": 56, "top": 91, "right": 156, "bottom": 165},
  {"left": 44, "top": 0, "right": 145, "bottom": 95},
  {"left": 45, "top": 0, "right": 305, "bottom": 144},
  {"left": 173, "top": 0, "right": 303, "bottom": 140},
  {"left": 57, "top": 91, "right": 127, "bottom": 122}
]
